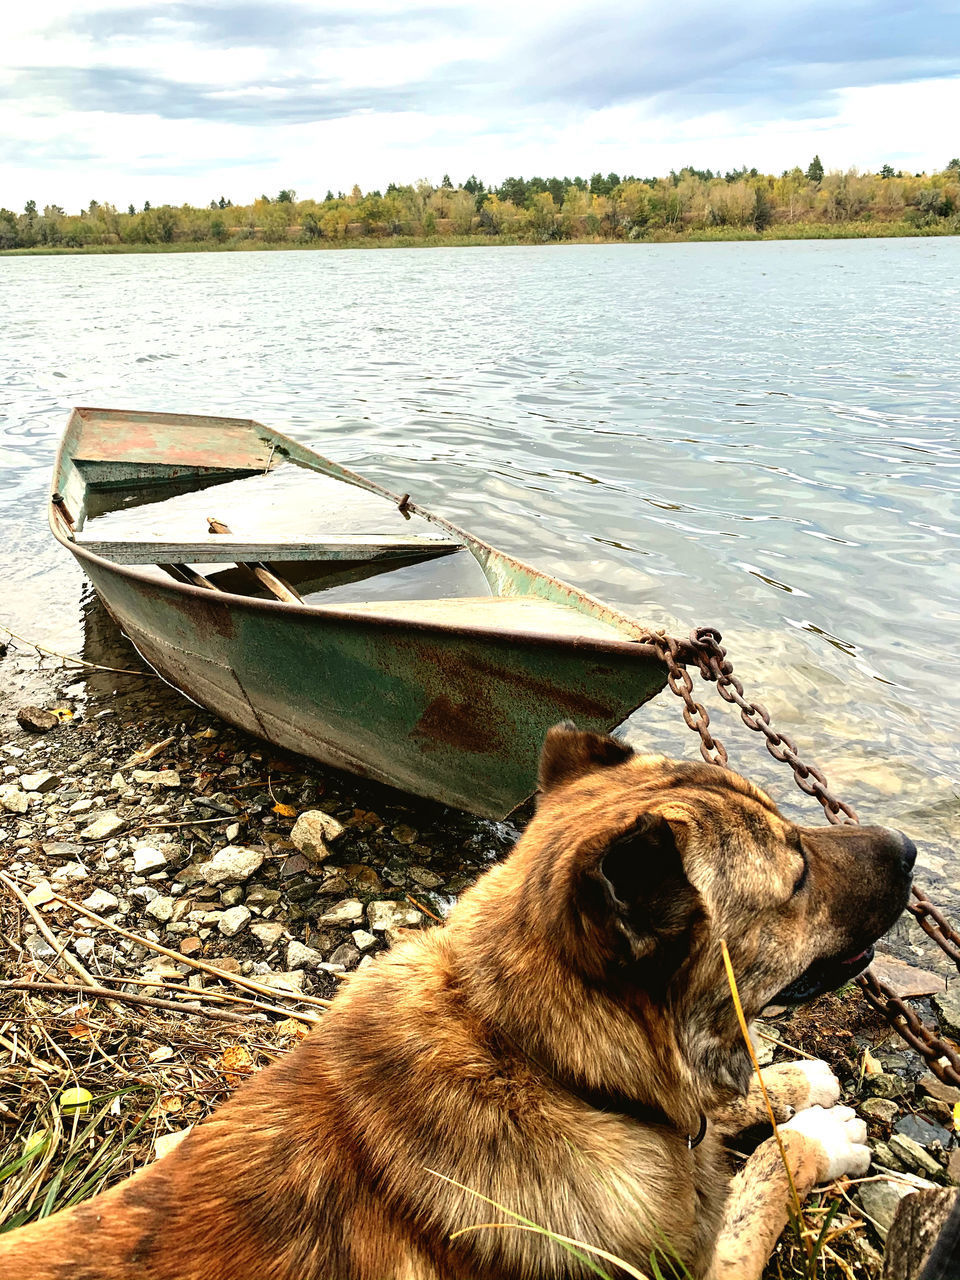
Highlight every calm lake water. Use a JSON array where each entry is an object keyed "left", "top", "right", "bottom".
[{"left": 1, "top": 240, "right": 958, "bottom": 875}]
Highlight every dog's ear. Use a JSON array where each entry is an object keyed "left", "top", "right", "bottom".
[
  {"left": 538, "top": 722, "right": 633, "bottom": 798},
  {"left": 591, "top": 813, "right": 704, "bottom": 969}
]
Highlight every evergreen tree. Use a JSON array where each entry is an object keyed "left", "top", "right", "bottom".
[{"left": 806, "top": 155, "right": 824, "bottom": 183}]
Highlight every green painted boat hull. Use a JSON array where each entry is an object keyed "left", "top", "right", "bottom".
[{"left": 52, "top": 408, "right": 669, "bottom": 818}]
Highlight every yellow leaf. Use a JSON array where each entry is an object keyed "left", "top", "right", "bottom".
[
  {"left": 953, "top": 1101, "right": 960, "bottom": 1130},
  {"left": 274, "top": 1017, "right": 310, "bottom": 1041},
  {"left": 272, "top": 803, "right": 297, "bottom": 818},
  {"left": 50, "top": 708, "right": 73, "bottom": 721},
  {"left": 862, "top": 1049, "right": 882, "bottom": 1076},
  {"left": 219, "top": 1045, "right": 255, "bottom": 1082}
]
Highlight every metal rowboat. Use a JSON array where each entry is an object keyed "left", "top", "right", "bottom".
[{"left": 51, "top": 408, "right": 668, "bottom": 818}]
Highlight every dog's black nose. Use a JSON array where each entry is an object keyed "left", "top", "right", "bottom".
[{"left": 890, "top": 829, "right": 917, "bottom": 873}]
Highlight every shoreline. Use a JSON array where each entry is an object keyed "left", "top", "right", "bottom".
[
  {"left": 1, "top": 649, "right": 959, "bottom": 1273},
  {"left": 2, "top": 221, "right": 958, "bottom": 257}
]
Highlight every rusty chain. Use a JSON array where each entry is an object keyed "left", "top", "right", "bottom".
[{"left": 650, "top": 624, "right": 960, "bottom": 1087}]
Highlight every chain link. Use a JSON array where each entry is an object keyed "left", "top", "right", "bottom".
[{"left": 647, "top": 624, "right": 960, "bottom": 1087}]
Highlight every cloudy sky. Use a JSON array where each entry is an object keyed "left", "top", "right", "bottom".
[{"left": 2, "top": 0, "right": 958, "bottom": 212}]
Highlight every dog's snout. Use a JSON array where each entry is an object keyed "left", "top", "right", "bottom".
[{"left": 893, "top": 829, "right": 917, "bottom": 874}]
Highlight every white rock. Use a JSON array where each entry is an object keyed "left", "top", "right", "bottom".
[
  {"left": 317, "top": 898, "right": 364, "bottom": 925},
  {"left": 250, "top": 921, "right": 285, "bottom": 948},
  {"left": 154, "top": 1127, "right": 193, "bottom": 1162},
  {"left": 157, "top": 770, "right": 181, "bottom": 789},
  {"left": 286, "top": 940, "right": 326, "bottom": 969},
  {"left": 145, "top": 896, "right": 175, "bottom": 923},
  {"left": 351, "top": 930, "right": 377, "bottom": 951},
  {"left": 50, "top": 861, "right": 88, "bottom": 883},
  {"left": 133, "top": 846, "right": 167, "bottom": 875},
  {"left": 82, "top": 812, "right": 127, "bottom": 841},
  {"left": 367, "top": 900, "right": 423, "bottom": 932},
  {"left": 20, "top": 771, "right": 59, "bottom": 794},
  {"left": 69, "top": 799, "right": 94, "bottom": 814},
  {"left": 82, "top": 888, "right": 119, "bottom": 914},
  {"left": 218, "top": 905, "right": 251, "bottom": 937},
  {"left": 110, "top": 772, "right": 127, "bottom": 790},
  {"left": 290, "top": 810, "right": 345, "bottom": 863},
  {"left": 27, "top": 880, "right": 55, "bottom": 907},
  {"left": 261, "top": 970, "right": 306, "bottom": 994},
  {"left": 74, "top": 937, "right": 96, "bottom": 960},
  {"left": 200, "top": 845, "right": 264, "bottom": 886},
  {"left": 0, "top": 785, "right": 29, "bottom": 815}
]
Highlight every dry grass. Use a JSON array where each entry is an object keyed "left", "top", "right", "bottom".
[{"left": 0, "top": 876, "right": 314, "bottom": 1232}]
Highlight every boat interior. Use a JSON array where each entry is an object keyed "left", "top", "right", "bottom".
[{"left": 55, "top": 408, "right": 629, "bottom": 641}]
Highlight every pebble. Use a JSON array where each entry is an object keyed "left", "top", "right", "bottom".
[
  {"left": 200, "top": 845, "right": 265, "bottom": 887},
  {"left": 132, "top": 846, "right": 167, "bottom": 875},
  {"left": 920, "top": 1074, "right": 960, "bottom": 1104},
  {"left": 408, "top": 866, "right": 443, "bottom": 889},
  {"left": 895, "top": 1114, "right": 952, "bottom": 1149},
  {"left": 74, "top": 937, "right": 96, "bottom": 961},
  {"left": 857, "top": 1179, "right": 915, "bottom": 1239},
  {"left": 351, "top": 929, "right": 377, "bottom": 951},
  {"left": 861, "top": 1098, "right": 900, "bottom": 1124},
  {"left": 180, "top": 937, "right": 203, "bottom": 956},
  {"left": 246, "top": 886, "right": 280, "bottom": 908},
  {"left": 290, "top": 810, "right": 344, "bottom": 863},
  {"left": 20, "top": 771, "right": 59, "bottom": 794},
  {"left": 26, "top": 880, "right": 55, "bottom": 907},
  {"left": 69, "top": 798, "right": 94, "bottom": 814},
  {"left": 317, "top": 898, "right": 364, "bottom": 925},
  {"left": 933, "top": 989, "right": 960, "bottom": 1040},
  {"left": 329, "top": 942, "right": 360, "bottom": 969},
  {"left": 286, "top": 940, "right": 326, "bottom": 969},
  {"left": 50, "top": 861, "right": 88, "bottom": 883},
  {"left": 220, "top": 885, "right": 244, "bottom": 907},
  {"left": 0, "top": 785, "right": 29, "bottom": 814},
  {"left": 367, "top": 900, "right": 422, "bottom": 932},
  {"left": 864, "top": 1071, "right": 908, "bottom": 1100},
  {"left": 82, "top": 888, "right": 120, "bottom": 914},
  {"left": 154, "top": 1128, "right": 193, "bottom": 1162},
  {"left": 16, "top": 706, "right": 59, "bottom": 733},
  {"left": 82, "top": 812, "right": 127, "bottom": 841},
  {"left": 250, "top": 922, "right": 285, "bottom": 948},
  {"left": 889, "top": 1133, "right": 943, "bottom": 1178},
  {"left": 145, "top": 896, "right": 175, "bottom": 923},
  {"left": 218, "top": 906, "right": 252, "bottom": 937},
  {"left": 261, "top": 970, "right": 306, "bottom": 994}
]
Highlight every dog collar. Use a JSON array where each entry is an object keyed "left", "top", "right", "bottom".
[{"left": 500, "top": 1030, "right": 708, "bottom": 1149}]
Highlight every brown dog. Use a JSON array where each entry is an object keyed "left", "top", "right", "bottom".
[{"left": 0, "top": 725, "right": 914, "bottom": 1280}]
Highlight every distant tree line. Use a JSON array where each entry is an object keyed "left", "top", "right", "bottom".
[{"left": 3, "top": 159, "right": 959, "bottom": 251}]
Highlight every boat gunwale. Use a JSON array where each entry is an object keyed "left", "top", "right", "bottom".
[{"left": 51, "top": 407, "right": 669, "bottom": 661}]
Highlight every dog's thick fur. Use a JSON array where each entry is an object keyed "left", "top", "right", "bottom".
[{"left": 0, "top": 725, "right": 913, "bottom": 1280}]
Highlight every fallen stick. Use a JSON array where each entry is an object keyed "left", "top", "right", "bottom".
[
  {"left": 124, "top": 736, "right": 176, "bottom": 768},
  {"left": 0, "top": 980, "right": 255, "bottom": 1025},
  {"left": 0, "top": 872, "right": 121, "bottom": 1013},
  {"left": 51, "top": 890, "right": 331, "bottom": 1009},
  {"left": 87, "top": 974, "right": 321, "bottom": 1025},
  {"left": 0, "top": 622, "right": 157, "bottom": 678}
]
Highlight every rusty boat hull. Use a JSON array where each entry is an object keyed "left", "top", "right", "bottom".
[{"left": 51, "top": 408, "right": 669, "bottom": 818}]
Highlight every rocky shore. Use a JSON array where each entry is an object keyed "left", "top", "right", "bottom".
[{"left": 2, "top": 644, "right": 960, "bottom": 1275}]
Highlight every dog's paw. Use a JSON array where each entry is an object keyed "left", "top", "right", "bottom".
[
  {"left": 781, "top": 1105, "right": 870, "bottom": 1182},
  {"left": 791, "top": 1059, "right": 842, "bottom": 1109}
]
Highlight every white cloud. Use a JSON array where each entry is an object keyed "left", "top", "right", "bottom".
[{"left": 1, "top": 0, "right": 957, "bottom": 212}]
